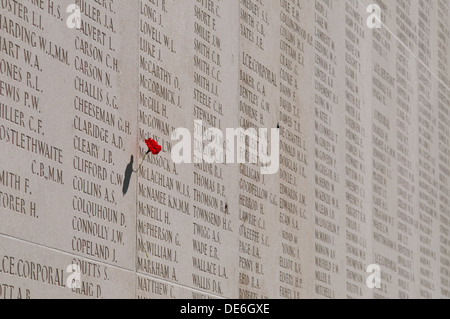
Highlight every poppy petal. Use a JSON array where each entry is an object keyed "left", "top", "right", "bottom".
[{"left": 144, "top": 138, "right": 161, "bottom": 155}]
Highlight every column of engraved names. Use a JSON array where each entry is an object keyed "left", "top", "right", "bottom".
[
  {"left": 137, "top": 0, "right": 188, "bottom": 292},
  {"left": 71, "top": 0, "right": 134, "bottom": 267},
  {"left": 238, "top": 0, "right": 275, "bottom": 299},
  {"left": 0, "top": 0, "right": 63, "bottom": 232},
  {"left": 277, "top": 0, "right": 310, "bottom": 299},
  {"left": 393, "top": 2, "right": 418, "bottom": 299},
  {"left": 412, "top": 0, "right": 439, "bottom": 298},
  {"left": 369, "top": 0, "right": 398, "bottom": 297},
  {"left": 437, "top": 0, "right": 450, "bottom": 298},
  {"left": 342, "top": 0, "right": 370, "bottom": 298},
  {"left": 313, "top": 0, "right": 340, "bottom": 299},
  {"left": 191, "top": 0, "right": 232, "bottom": 297},
  {"left": 72, "top": 0, "right": 141, "bottom": 298}
]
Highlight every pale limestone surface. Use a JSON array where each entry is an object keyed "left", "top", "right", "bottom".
[{"left": 0, "top": 0, "right": 449, "bottom": 299}]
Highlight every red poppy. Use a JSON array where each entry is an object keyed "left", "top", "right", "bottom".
[{"left": 145, "top": 138, "right": 162, "bottom": 155}]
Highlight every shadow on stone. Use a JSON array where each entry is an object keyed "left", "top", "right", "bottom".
[{"left": 123, "top": 155, "right": 134, "bottom": 196}]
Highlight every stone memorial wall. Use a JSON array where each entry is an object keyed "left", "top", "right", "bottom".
[{"left": 0, "top": 0, "right": 449, "bottom": 299}]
